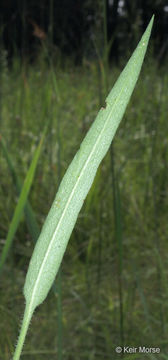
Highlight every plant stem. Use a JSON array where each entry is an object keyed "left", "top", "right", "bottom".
[
  {"left": 103, "top": 0, "right": 124, "bottom": 345},
  {"left": 13, "top": 305, "right": 33, "bottom": 360},
  {"left": 110, "top": 145, "right": 124, "bottom": 347},
  {"left": 103, "top": 0, "right": 109, "bottom": 92},
  {"left": 56, "top": 101, "right": 63, "bottom": 360},
  {"left": 57, "top": 269, "right": 63, "bottom": 360}
]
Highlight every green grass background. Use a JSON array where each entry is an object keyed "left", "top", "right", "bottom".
[{"left": 0, "top": 52, "right": 168, "bottom": 359}]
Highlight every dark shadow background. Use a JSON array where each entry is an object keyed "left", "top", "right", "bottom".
[{"left": 0, "top": 0, "right": 168, "bottom": 65}]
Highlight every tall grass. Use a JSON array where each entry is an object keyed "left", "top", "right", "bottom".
[{"left": 0, "top": 129, "right": 46, "bottom": 272}]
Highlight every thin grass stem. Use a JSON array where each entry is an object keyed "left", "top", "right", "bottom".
[
  {"left": 13, "top": 305, "right": 33, "bottom": 360},
  {"left": 110, "top": 145, "right": 124, "bottom": 347}
]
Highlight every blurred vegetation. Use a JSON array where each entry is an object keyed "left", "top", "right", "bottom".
[
  {"left": 0, "top": 39, "right": 168, "bottom": 359},
  {"left": 0, "top": 0, "right": 168, "bottom": 64}
]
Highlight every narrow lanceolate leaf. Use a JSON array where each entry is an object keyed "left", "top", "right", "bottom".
[
  {"left": 0, "top": 136, "right": 40, "bottom": 242},
  {"left": 24, "top": 17, "right": 154, "bottom": 313},
  {"left": 0, "top": 129, "right": 46, "bottom": 273}
]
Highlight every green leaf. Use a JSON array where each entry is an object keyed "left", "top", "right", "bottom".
[
  {"left": 0, "top": 136, "right": 40, "bottom": 242},
  {"left": 0, "top": 129, "right": 46, "bottom": 273},
  {"left": 24, "top": 16, "right": 154, "bottom": 311},
  {"left": 13, "top": 16, "right": 154, "bottom": 360}
]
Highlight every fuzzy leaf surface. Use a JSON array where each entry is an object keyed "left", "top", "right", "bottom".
[{"left": 24, "top": 17, "right": 154, "bottom": 311}]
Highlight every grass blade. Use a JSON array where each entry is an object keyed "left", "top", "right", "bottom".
[
  {"left": 0, "top": 135, "right": 40, "bottom": 242},
  {"left": 24, "top": 15, "right": 154, "bottom": 312},
  {"left": 0, "top": 129, "right": 46, "bottom": 273},
  {"left": 13, "top": 17, "right": 154, "bottom": 360}
]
